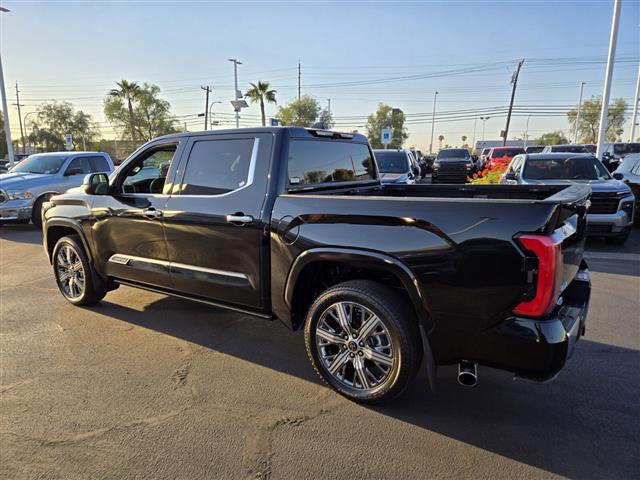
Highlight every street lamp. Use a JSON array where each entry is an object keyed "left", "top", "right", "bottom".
[
  {"left": 228, "top": 59, "right": 247, "bottom": 128},
  {"left": 428, "top": 91, "right": 438, "bottom": 154},
  {"left": 0, "top": 6, "right": 14, "bottom": 168},
  {"left": 209, "top": 101, "right": 222, "bottom": 129},
  {"left": 480, "top": 116, "right": 490, "bottom": 146},
  {"left": 23, "top": 111, "right": 38, "bottom": 152},
  {"left": 523, "top": 114, "right": 531, "bottom": 147}
]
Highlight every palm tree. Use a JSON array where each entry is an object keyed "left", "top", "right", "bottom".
[
  {"left": 109, "top": 80, "right": 141, "bottom": 143},
  {"left": 245, "top": 81, "right": 277, "bottom": 126},
  {"left": 438, "top": 134, "right": 445, "bottom": 150}
]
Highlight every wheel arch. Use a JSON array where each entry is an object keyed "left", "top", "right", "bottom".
[
  {"left": 285, "top": 248, "right": 432, "bottom": 333},
  {"left": 45, "top": 218, "right": 92, "bottom": 264}
]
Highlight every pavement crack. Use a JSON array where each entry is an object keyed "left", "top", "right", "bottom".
[{"left": 171, "top": 341, "right": 194, "bottom": 388}]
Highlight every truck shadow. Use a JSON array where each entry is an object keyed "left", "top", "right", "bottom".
[
  {"left": 0, "top": 223, "right": 42, "bottom": 245},
  {"left": 98, "top": 294, "right": 639, "bottom": 479}
]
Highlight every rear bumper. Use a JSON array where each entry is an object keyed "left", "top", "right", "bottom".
[{"left": 472, "top": 264, "right": 591, "bottom": 382}]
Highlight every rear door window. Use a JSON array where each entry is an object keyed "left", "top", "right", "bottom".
[
  {"left": 288, "top": 140, "right": 376, "bottom": 185},
  {"left": 180, "top": 138, "right": 256, "bottom": 195},
  {"left": 66, "top": 157, "right": 91, "bottom": 174},
  {"left": 89, "top": 156, "right": 110, "bottom": 172}
]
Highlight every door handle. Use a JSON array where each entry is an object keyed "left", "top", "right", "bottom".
[
  {"left": 226, "top": 214, "right": 253, "bottom": 225},
  {"left": 142, "top": 208, "right": 162, "bottom": 219}
]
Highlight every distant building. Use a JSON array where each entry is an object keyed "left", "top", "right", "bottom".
[{"left": 475, "top": 139, "right": 524, "bottom": 151}]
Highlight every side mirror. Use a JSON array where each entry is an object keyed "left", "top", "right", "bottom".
[
  {"left": 612, "top": 172, "right": 624, "bottom": 180},
  {"left": 83, "top": 172, "right": 110, "bottom": 195},
  {"left": 505, "top": 171, "right": 517, "bottom": 181},
  {"left": 602, "top": 152, "right": 612, "bottom": 160},
  {"left": 65, "top": 167, "right": 85, "bottom": 176},
  {"left": 412, "top": 166, "right": 420, "bottom": 176}
]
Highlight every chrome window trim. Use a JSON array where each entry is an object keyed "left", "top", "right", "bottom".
[
  {"left": 177, "top": 137, "right": 260, "bottom": 198},
  {"left": 107, "top": 254, "right": 248, "bottom": 280}
]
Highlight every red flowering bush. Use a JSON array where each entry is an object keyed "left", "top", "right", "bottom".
[{"left": 469, "top": 157, "right": 513, "bottom": 184}]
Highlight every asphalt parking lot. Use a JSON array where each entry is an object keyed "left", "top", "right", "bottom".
[{"left": 1, "top": 224, "right": 639, "bottom": 480}]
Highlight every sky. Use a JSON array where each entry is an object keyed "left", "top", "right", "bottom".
[{"left": 1, "top": 0, "right": 638, "bottom": 151}]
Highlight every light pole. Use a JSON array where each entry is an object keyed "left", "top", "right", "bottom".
[
  {"left": 480, "top": 116, "right": 490, "bottom": 147},
  {"left": 596, "top": 0, "right": 621, "bottom": 159},
  {"left": 630, "top": 65, "right": 639, "bottom": 142},
  {"left": 228, "top": 59, "right": 242, "bottom": 128},
  {"left": 209, "top": 101, "right": 222, "bottom": 129},
  {"left": 523, "top": 115, "right": 531, "bottom": 147},
  {"left": 428, "top": 91, "right": 438, "bottom": 154},
  {"left": 471, "top": 117, "right": 477, "bottom": 152},
  {"left": 573, "top": 81, "right": 585, "bottom": 144},
  {"left": 23, "top": 111, "right": 37, "bottom": 152},
  {"left": 0, "top": 6, "right": 14, "bottom": 168},
  {"left": 327, "top": 98, "right": 331, "bottom": 116}
]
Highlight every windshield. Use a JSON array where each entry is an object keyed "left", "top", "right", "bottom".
[
  {"left": 375, "top": 151, "right": 409, "bottom": 173},
  {"left": 437, "top": 149, "right": 469, "bottom": 159},
  {"left": 613, "top": 143, "right": 640, "bottom": 155},
  {"left": 523, "top": 156, "right": 611, "bottom": 181},
  {"left": 492, "top": 148, "right": 524, "bottom": 158},
  {"left": 551, "top": 145, "right": 588, "bottom": 153},
  {"left": 11, "top": 154, "right": 68, "bottom": 174}
]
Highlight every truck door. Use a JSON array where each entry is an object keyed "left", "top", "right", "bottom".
[{"left": 162, "top": 132, "right": 273, "bottom": 309}]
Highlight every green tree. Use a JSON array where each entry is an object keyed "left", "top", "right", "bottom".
[
  {"left": 276, "top": 95, "right": 332, "bottom": 128},
  {"left": 108, "top": 80, "right": 142, "bottom": 144},
  {"left": 104, "top": 82, "right": 179, "bottom": 144},
  {"left": 438, "top": 135, "right": 444, "bottom": 150},
  {"left": 245, "top": 81, "right": 277, "bottom": 126},
  {"left": 567, "top": 96, "right": 627, "bottom": 143},
  {"left": 365, "top": 104, "right": 408, "bottom": 149},
  {"left": 534, "top": 130, "right": 569, "bottom": 145},
  {"left": 28, "top": 101, "right": 98, "bottom": 151}
]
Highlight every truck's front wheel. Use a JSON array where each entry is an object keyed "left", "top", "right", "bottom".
[{"left": 304, "top": 280, "right": 422, "bottom": 403}]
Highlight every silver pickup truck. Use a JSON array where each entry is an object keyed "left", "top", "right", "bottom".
[{"left": 0, "top": 151, "right": 114, "bottom": 227}]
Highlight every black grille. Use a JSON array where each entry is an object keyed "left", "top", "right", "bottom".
[
  {"left": 435, "top": 163, "right": 469, "bottom": 183},
  {"left": 589, "top": 192, "right": 621, "bottom": 214},
  {"left": 587, "top": 224, "right": 612, "bottom": 234}
]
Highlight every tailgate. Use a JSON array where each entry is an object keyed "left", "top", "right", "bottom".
[{"left": 544, "top": 184, "right": 591, "bottom": 291}]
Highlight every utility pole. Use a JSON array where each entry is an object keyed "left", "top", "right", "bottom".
[
  {"left": 0, "top": 7, "right": 14, "bottom": 168},
  {"left": 596, "top": 0, "right": 621, "bottom": 159},
  {"left": 298, "top": 61, "right": 301, "bottom": 100},
  {"left": 13, "top": 82, "right": 25, "bottom": 153},
  {"left": 327, "top": 98, "right": 331, "bottom": 116},
  {"left": 201, "top": 85, "right": 212, "bottom": 130},
  {"left": 229, "top": 59, "right": 242, "bottom": 128},
  {"left": 428, "top": 91, "right": 438, "bottom": 154},
  {"left": 502, "top": 59, "right": 524, "bottom": 146},
  {"left": 573, "top": 81, "right": 586, "bottom": 144},
  {"left": 630, "top": 65, "right": 640, "bottom": 142}
]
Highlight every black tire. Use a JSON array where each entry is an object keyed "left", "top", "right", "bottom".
[
  {"left": 304, "top": 280, "right": 422, "bottom": 404},
  {"left": 31, "top": 195, "right": 49, "bottom": 228},
  {"left": 52, "top": 235, "right": 107, "bottom": 305}
]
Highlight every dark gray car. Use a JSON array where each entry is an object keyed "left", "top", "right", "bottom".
[{"left": 502, "top": 153, "right": 635, "bottom": 243}]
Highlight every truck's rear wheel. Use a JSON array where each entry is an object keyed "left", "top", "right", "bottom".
[
  {"left": 52, "top": 235, "right": 107, "bottom": 306},
  {"left": 304, "top": 280, "right": 422, "bottom": 403}
]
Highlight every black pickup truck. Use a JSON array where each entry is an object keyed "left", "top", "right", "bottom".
[{"left": 42, "top": 127, "right": 592, "bottom": 403}]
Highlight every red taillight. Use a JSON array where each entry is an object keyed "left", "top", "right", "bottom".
[{"left": 513, "top": 233, "right": 563, "bottom": 317}]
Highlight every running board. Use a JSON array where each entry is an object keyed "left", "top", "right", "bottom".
[{"left": 114, "top": 279, "right": 274, "bottom": 320}]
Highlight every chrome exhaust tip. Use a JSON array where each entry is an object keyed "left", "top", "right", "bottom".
[{"left": 458, "top": 361, "right": 478, "bottom": 387}]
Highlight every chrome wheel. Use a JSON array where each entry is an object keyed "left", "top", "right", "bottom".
[
  {"left": 315, "top": 301, "right": 394, "bottom": 391},
  {"left": 55, "top": 245, "right": 86, "bottom": 299}
]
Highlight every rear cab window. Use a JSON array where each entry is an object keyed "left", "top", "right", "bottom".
[{"left": 287, "top": 140, "right": 376, "bottom": 187}]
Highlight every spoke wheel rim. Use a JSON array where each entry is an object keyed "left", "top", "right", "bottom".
[
  {"left": 55, "top": 245, "right": 85, "bottom": 300},
  {"left": 315, "top": 301, "right": 394, "bottom": 391}
]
